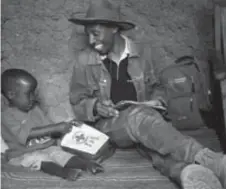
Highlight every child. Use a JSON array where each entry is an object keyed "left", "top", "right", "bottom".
[{"left": 1, "top": 68, "right": 104, "bottom": 180}]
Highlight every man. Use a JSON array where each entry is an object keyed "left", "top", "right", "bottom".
[{"left": 68, "top": 0, "right": 225, "bottom": 188}]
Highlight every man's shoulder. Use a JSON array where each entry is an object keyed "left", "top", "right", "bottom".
[{"left": 75, "top": 48, "right": 98, "bottom": 67}]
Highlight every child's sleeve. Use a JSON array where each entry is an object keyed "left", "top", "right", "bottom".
[{"left": 1, "top": 111, "right": 33, "bottom": 145}]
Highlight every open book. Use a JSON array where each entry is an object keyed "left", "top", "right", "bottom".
[
  {"left": 113, "top": 100, "right": 167, "bottom": 111},
  {"left": 61, "top": 123, "right": 109, "bottom": 156}
]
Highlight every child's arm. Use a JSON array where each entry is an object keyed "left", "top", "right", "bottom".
[{"left": 27, "top": 122, "right": 71, "bottom": 140}]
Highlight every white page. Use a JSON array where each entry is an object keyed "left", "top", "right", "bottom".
[
  {"left": 61, "top": 123, "right": 109, "bottom": 155},
  {"left": 114, "top": 100, "right": 167, "bottom": 111}
]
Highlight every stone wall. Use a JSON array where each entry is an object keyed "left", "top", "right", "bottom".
[{"left": 1, "top": 0, "right": 214, "bottom": 122}]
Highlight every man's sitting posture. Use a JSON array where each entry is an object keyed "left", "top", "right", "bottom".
[
  {"left": 1, "top": 69, "right": 104, "bottom": 180},
  {"left": 68, "top": 0, "right": 226, "bottom": 188}
]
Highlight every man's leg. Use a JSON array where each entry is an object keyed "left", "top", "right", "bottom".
[
  {"left": 142, "top": 148, "right": 188, "bottom": 185},
  {"left": 96, "top": 105, "right": 225, "bottom": 187},
  {"left": 124, "top": 105, "right": 226, "bottom": 188},
  {"left": 124, "top": 106, "right": 202, "bottom": 163},
  {"left": 137, "top": 145, "right": 223, "bottom": 189},
  {"left": 95, "top": 105, "right": 193, "bottom": 183}
]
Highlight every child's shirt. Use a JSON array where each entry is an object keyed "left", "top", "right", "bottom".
[{"left": 1, "top": 105, "right": 55, "bottom": 153}]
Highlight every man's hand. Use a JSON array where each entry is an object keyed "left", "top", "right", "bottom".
[{"left": 94, "top": 100, "right": 119, "bottom": 118}]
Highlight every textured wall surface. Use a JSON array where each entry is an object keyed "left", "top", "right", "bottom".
[
  {"left": 221, "top": 79, "right": 226, "bottom": 126},
  {"left": 1, "top": 0, "right": 214, "bottom": 122}
]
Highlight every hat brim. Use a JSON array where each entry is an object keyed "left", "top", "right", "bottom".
[{"left": 68, "top": 18, "right": 135, "bottom": 30}]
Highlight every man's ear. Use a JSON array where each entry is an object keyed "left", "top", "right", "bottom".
[{"left": 7, "top": 91, "right": 16, "bottom": 100}]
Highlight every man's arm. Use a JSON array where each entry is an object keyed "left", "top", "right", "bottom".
[
  {"left": 144, "top": 46, "right": 167, "bottom": 104},
  {"left": 69, "top": 52, "right": 100, "bottom": 122}
]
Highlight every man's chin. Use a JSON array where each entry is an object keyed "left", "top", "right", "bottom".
[
  {"left": 94, "top": 49, "right": 103, "bottom": 54},
  {"left": 93, "top": 47, "right": 108, "bottom": 55}
]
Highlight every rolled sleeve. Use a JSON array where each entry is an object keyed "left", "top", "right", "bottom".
[
  {"left": 142, "top": 45, "right": 166, "bottom": 104},
  {"left": 150, "top": 83, "right": 167, "bottom": 105}
]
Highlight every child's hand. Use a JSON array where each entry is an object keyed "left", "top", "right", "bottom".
[{"left": 58, "top": 122, "right": 72, "bottom": 134}]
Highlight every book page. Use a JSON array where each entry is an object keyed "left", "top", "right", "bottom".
[
  {"left": 61, "top": 123, "right": 109, "bottom": 155},
  {"left": 114, "top": 100, "right": 167, "bottom": 111}
]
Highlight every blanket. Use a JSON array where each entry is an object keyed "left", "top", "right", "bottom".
[{"left": 1, "top": 127, "right": 221, "bottom": 189}]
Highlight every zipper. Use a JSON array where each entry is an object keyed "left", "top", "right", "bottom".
[
  {"left": 109, "top": 58, "right": 120, "bottom": 80},
  {"left": 117, "top": 65, "right": 119, "bottom": 80}
]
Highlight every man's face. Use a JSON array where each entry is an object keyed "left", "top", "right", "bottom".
[
  {"left": 85, "top": 24, "right": 117, "bottom": 55},
  {"left": 9, "top": 80, "right": 37, "bottom": 112}
]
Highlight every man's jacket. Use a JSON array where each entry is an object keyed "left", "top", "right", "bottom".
[{"left": 69, "top": 36, "right": 165, "bottom": 122}]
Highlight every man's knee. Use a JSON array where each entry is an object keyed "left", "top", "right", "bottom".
[{"left": 127, "top": 106, "right": 168, "bottom": 139}]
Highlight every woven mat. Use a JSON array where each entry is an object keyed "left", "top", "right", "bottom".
[
  {"left": 2, "top": 149, "right": 178, "bottom": 189},
  {"left": 1, "top": 127, "right": 222, "bottom": 189}
]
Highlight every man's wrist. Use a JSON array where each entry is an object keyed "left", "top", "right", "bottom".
[{"left": 157, "top": 98, "right": 167, "bottom": 107}]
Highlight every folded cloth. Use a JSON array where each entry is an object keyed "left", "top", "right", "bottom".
[{"left": 1, "top": 135, "right": 9, "bottom": 153}]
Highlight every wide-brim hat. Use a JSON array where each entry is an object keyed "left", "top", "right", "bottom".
[{"left": 68, "top": 0, "right": 135, "bottom": 30}]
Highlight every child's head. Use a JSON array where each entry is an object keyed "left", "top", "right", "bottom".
[{"left": 1, "top": 69, "right": 38, "bottom": 112}]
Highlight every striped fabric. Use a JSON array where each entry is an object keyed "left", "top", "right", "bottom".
[{"left": 1, "top": 127, "right": 221, "bottom": 189}]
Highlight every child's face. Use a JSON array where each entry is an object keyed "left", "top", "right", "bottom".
[{"left": 10, "top": 83, "right": 37, "bottom": 112}]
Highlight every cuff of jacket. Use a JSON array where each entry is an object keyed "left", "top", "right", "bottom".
[
  {"left": 156, "top": 97, "right": 167, "bottom": 107},
  {"left": 87, "top": 98, "right": 100, "bottom": 122}
]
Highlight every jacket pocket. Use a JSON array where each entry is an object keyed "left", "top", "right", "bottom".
[
  {"left": 86, "top": 64, "right": 110, "bottom": 100},
  {"left": 85, "top": 65, "right": 101, "bottom": 96}
]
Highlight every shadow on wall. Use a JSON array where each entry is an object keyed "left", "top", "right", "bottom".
[{"left": 1, "top": 0, "right": 214, "bottom": 122}]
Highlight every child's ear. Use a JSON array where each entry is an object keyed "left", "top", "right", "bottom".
[{"left": 7, "top": 91, "right": 16, "bottom": 100}]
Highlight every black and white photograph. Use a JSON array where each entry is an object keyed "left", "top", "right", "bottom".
[{"left": 1, "top": 0, "right": 226, "bottom": 188}]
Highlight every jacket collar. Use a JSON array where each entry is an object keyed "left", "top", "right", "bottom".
[
  {"left": 99, "top": 35, "right": 140, "bottom": 60},
  {"left": 124, "top": 35, "right": 140, "bottom": 58}
]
